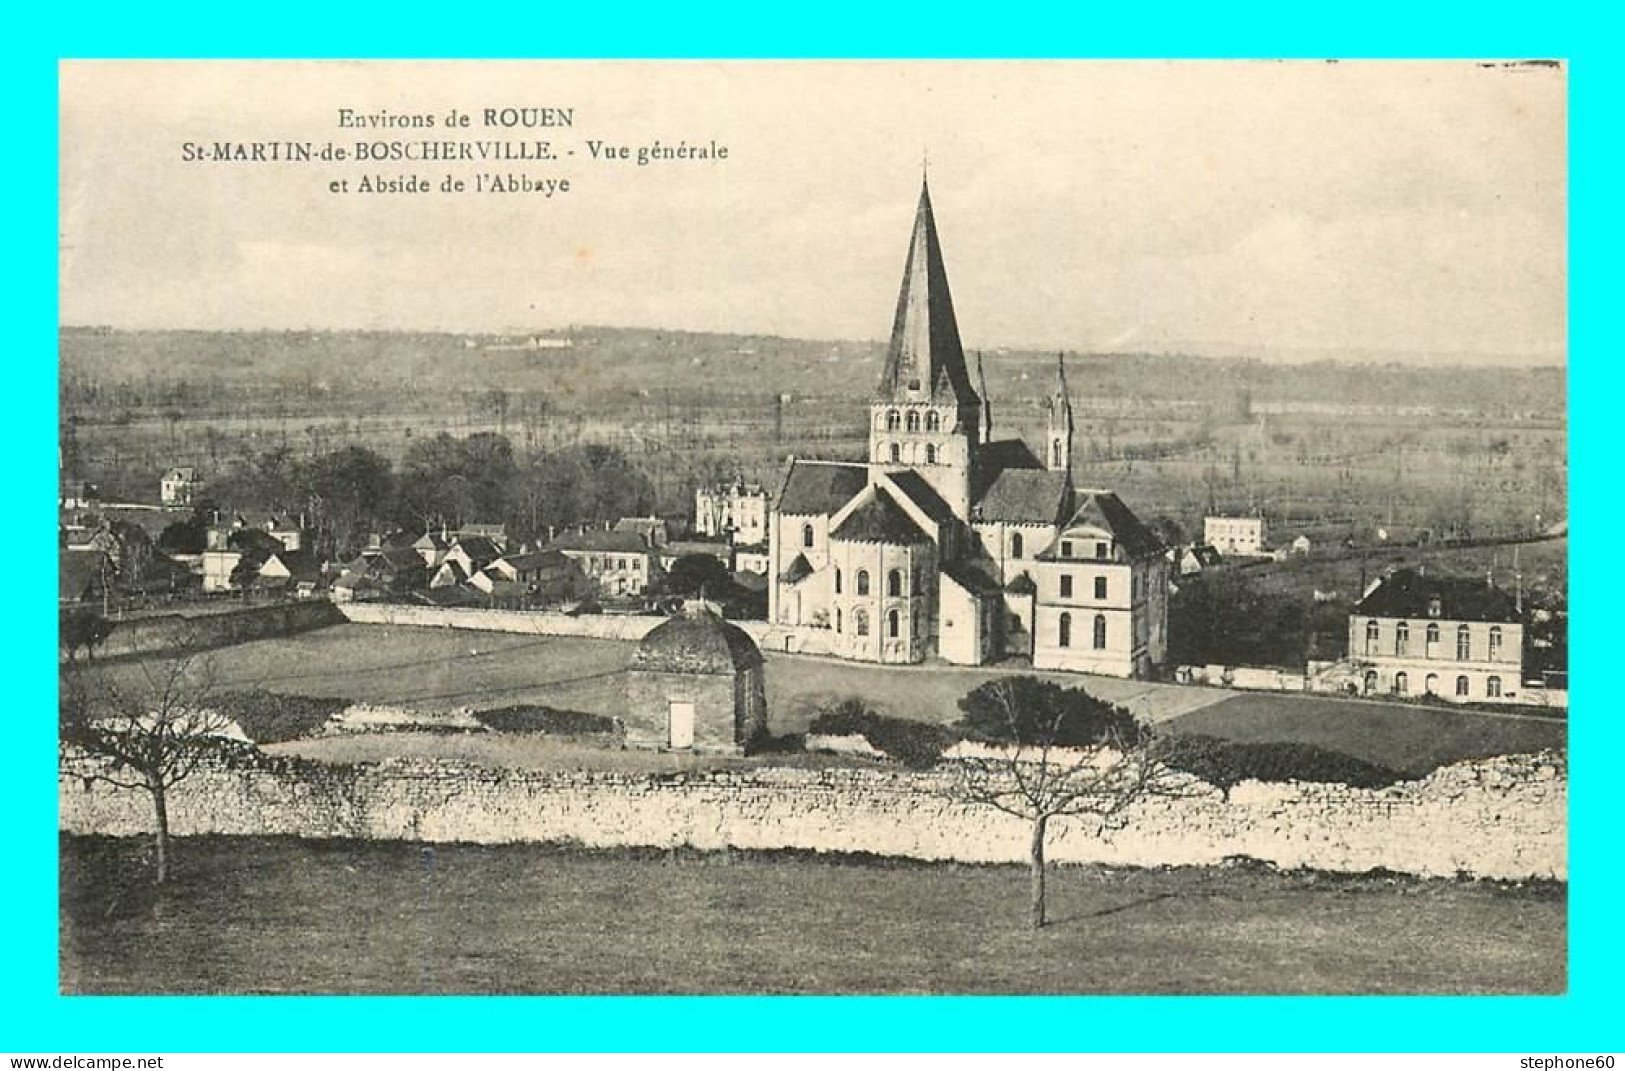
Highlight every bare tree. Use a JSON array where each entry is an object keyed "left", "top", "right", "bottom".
[
  {"left": 59, "top": 654, "right": 233, "bottom": 884},
  {"left": 946, "top": 676, "right": 1198, "bottom": 929}
]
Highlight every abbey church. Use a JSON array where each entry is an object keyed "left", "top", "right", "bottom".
[{"left": 766, "top": 178, "right": 1171, "bottom": 678}]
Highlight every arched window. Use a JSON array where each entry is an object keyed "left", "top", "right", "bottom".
[
  {"left": 906, "top": 411, "right": 920, "bottom": 432},
  {"left": 926, "top": 411, "right": 941, "bottom": 431},
  {"left": 1455, "top": 675, "right": 1470, "bottom": 697},
  {"left": 1395, "top": 621, "right": 1409, "bottom": 657},
  {"left": 1093, "top": 614, "right": 1108, "bottom": 650},
  {"left": 886, "top": 409, "right": 900, "bottom": 431},
  {"left": 888, "top": 443, "right": 901, "bottom": 464},
  {"left": 1426, "top": 623, "right": 1440, "bottom": 655},
  {"left": 1489, "top": 626, "right": 1503, "bottom": 659},
  {"left": 1487, "top": 675, "right": 1502, "bottom": 698},
  {"left": 1456, "top": 625, "right": 1471, "bottom": 661},
  {"left": 887, "top": 608, "right": 900, "bottom": 638},
  {"left": 1058, "top": 612, "right": 1072, "bottom": 648},
  {"left": 802, "top": 524, "right": 814, "bottom": 549},
  {"left": 1052, "top": 439, "right": 1063, "bottom": 468},
  {"left": 925, "top": 444, "right": 937, "bottom": 464},
  {"left": 834, "top": 568, "right": 842, "bottom": 595},
  {"left": 887, "top": 569, "right": 902, "bottom": 597},
  {"left": 1011, "top": 533, "right": 1024, "bottom": 559},
  {"left": 1364, "top": 670, "right": 1379, "bottom": 695},
  {"left": 1394, "top": 671, "right": 1409, "bottom": 696},
  {"left": 856, "top": 570, "right": 870, "bottom": 596},
  {"left": 854, "top": 609, "right": 869, "bottom": 637},
  {"left": 1365, "top": 619, "right": 1380, "bottom": 656},
  {"left": 1425, "top": 673, "right": 1439, "bottom": 695}
]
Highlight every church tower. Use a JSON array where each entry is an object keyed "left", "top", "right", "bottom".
[
  {"left": 869, "top": 175, "right": 981, "bottom": 519},
  {"left": 1045, "top": 352, "right": 1074, "bottom": 477}
]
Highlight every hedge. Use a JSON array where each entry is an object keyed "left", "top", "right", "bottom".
[
  {"left": 472, "top": 705, "right": 618, "bottom": 736},
  {"left": 1156, "top": 733, "right": 1407, "bottom": 797}
]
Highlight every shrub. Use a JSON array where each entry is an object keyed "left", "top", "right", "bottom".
[
  {"left": 472, "top": 704, "right": 617, "bottom": 736},
  {"left": 1156, "top": 733, "right": 1407, "bottom": 798},
  {"left": 213, "top": 690, "right": 348, "bottom": 744},
  {"left": 807, "top": 699, "right": 959, "bottom": 770}
]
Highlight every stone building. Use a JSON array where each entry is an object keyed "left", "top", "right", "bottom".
[
  {"left": 1204, "top": 514, "right": 1268, "bottom": 557},
  {"left": 695, "top": 480, "right": 770, "bottom": 544},
  {"left": 1348, "top": 568, "right": 1525, "bottom": 703},
  {"left": 625, "top": 605, "right": 768, "bottom": 752},
  {"left": 766, "top": 176, "right": 1169, "bottom": 676}
]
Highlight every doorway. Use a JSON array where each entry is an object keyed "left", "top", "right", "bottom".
[{"left": 668, "top": 701, "right": 695, "bottom": 749}]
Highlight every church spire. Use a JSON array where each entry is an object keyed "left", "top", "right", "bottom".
[
  {"left": 976, "top": 350, "right": 993, "bottom": 444},
  {"left": 1046, "top": 351, "right": 1074, "bottom": 475},
  {"left": 875, "top": 177, "right": 980, "bottom": 413}
]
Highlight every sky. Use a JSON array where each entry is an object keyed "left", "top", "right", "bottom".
[{"left": 58, "top": 60, "right": 1566, "bottom": 365}]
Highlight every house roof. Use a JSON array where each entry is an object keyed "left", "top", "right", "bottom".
[
  {"left": 413, "top": 531, "right": 452, "bottom": 550},
  {"left": 500, "top": 550, "right": 570, "bottom": 573},
  {"left": 777, "top": 460, "right": 868, "bottom": 516},
  {"left": 549, "top": 529, "right": 651, "bottom": 554},
  {"left": 379, "top": 546, "right": 428, "bottom": 573},
  {"left": 884, "top": 470, "right": 956, "bottom": 527},
  {"left": 973, "top": 468, "right": 1071, "bottom": 525},
  {"left": 1354, "top": 569, "right": 1521, "bottom": 623},
  {"left": 1185, "top": 545, "right": 1223, "bottom": 566},
  {"left": 663, "top": 540, "right": 730, "bottom": 560},
  {"left": 163, "top": 467, "right": 196, "bottom": 481},
  {"left": 451, "top": 535, "right": 503, "bottom": 562},
  {"left": 1042, "top": 491, "right": 1163, "bottom": 559},
  {"left": 831, "top": 488, "right": 931, "bottom": 545},
  {"left": 631, "top": 606, "right": 764, "bottom": 675},
  {"left": 435, "top": 560, "right": 469, "bottom": 584},
  {"left": 614, "top": 516, "right": 668, "bottom": 535},
  {"left": 779, "top": 553, "right": 814, "bottom": 584}
]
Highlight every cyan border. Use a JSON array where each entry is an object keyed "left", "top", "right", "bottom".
[{"left": 9, "top": 3, "right": 1612, "bottom": 1052}]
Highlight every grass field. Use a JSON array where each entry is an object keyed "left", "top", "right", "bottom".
[{"left": 60, "top": 835, "right": 1565, "bottom": 996}]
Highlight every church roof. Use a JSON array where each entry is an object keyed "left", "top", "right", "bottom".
[
  {"left": 831, "top": 488, "right": 932, "bottom": 545},
  {"left": 631, "top": 606, "right": 764, "bottom": 676},
  {"left": 1004, "top": 571, "right": 1038, "bottom": 595},
  {"left": 974, "top": 468, "right": 1072, "bottom": 525},
  {"left": 874, "top": 179, "right": 980, "bottom": 411},
  {"left": 884, "top": 470, "right": 956, "bottom": 527},
  {"left": 975, "top": 438, "right": 1043, "bottom": 473},
  {"left": 942, "top": 560, "right": 1003, "bottom": 595},
  {"left": 1043, "top": 491, "right": 1164, "bottom": 559},
  {"left": 779, "top": 553, "right": 814, "bottom": 584},
  {"left": 777, "top": 461, "right": 868, "bottom": 516}
]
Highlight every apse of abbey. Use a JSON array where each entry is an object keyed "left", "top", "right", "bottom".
[{"left": 767, "top": 178, "right": 1171, "bottom": 678}]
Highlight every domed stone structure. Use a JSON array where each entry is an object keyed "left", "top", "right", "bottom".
[{"left": 625, "top": 604, "right": 768, "bottom": 752}]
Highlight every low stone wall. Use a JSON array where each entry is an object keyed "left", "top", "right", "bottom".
[
  {"left": 84, "top": 600, "right": 344, "bottom": 661},
  {"left": 59, "top": 749, "right": 1566, "bottom": 881}
]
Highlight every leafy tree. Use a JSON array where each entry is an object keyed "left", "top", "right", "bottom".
[
  {"left": 304, "top": 445, "right": 394, "bottom": 557},
  {"left": 663, "top": 553, "right": 732, "bottom": 598},
  {"left": 59, "top": 607, "right": 114, "bottom": 664},
  {"left": 60, "top": 655, "right": 235, "bottom": 884},
  {"left": 157, "top": 514, "right": 208, "bottom": 556},
  {"left": 947, "top": 677, "right": 1196, "bottom": 929}
]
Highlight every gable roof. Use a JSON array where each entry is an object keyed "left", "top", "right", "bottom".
[
  {"left": 450, "top": 535, "right": 503, "bottom": 562},
  {"left": 942, "top": 560, "right": 1002, "bottom": 595},
  {"left": 973, "top": 468, "right": 1071, "bottom": 525},
  {"left": 548, "top": 529, "right": 650, "bottom": 554},
  {"left": 499, "top": 549, "right": 570, "bottom": 573},
  {"left": 779, "top": 553, "right": 814, "bottom": 584},
  {"left": 1044, "top": 491, "right": 1163, "bottom": 559},
  {"left": 974, "top": 438, "right": 1043, "bottom": 476},
  {"left": 1004, "top": 570, "right": 1038, "bottom": 596},
  {"left": 777, "top": 460, "right": 869, "bottom": 516},
  {"left": 884, "top": 470, "right": 957, "bottom": 527},
  {"left": 831, "top": 488, "right": 931, "bottom": 545},
  {"left": 1354, "top": 569, "right": 1521, "bottom": 623}
]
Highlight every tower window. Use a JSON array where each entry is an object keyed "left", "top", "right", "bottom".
[
  {"left": 906, "top": 411, "right": 920, "bottom": 432},
  {"left": 889, "top": 443, "right": 901, "bottom": 464},
  {"left": 834, "top": 568, "right": 842, "bottom": 595},
  {"left": 1010, "top": 533, "right": 1024, "bottom": 559},
  {"left": 886, "top": 409, "right": 900, "bottom": 431},
  {"left": 855, "top": 609, "right": 869, "bottom": 637},
  {"left": 887, "top": 569, "right": 902, "bottom": 597},
  {"left": 925, "top": 444, "right": 937, "bottom": 464},
  {"left": 926, "top": 411, "right": 941, "bottom": 432},
  {"left": 888, "top": 608, "right": 900, "bottom": 638},
  {"left": 856, "top": 570, "right": 870, "bottom": 596},
  {"left": 1052, "top": 440, "right": 1064, "bottom": 468},
  {"left": 802, "top": 524, "right": 814, "bottom": 549}
]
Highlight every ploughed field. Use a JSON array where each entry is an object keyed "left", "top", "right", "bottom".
[
  {"left": 60, "top": 835, "right": 1566, "bottom": 996},
  {"left": 103, "top": 623, "right": 1565, "bottom": 775}
]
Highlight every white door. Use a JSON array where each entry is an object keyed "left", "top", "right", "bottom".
[{"left": 668, "top": 701, "right": 695, "bottom": 749}]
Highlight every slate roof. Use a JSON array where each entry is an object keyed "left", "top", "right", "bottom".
[
  {"left": 1354, "top": 569, "right": 1521, "bottom": 623},
  {"left": 973, "top": 468, "right": 1071, "bottom": 525},
  {"left": 777, "top": 461, "right": 868, "bottom": 516},
  {"left": 831, "top": 489, "right": 931, "bottom": 545},
  {"left": 1039, "top": 491, "right": 1164, "bottom": 560},
  {"left": 884, "top": 470, "right": 956, "bottom": 527},
  {"left": 631, "top": 607, "right": 764, "bottom": 675},
  {"left": 548, "top": 529, "right": 651, "bottom": 554},
  {"left": 941, "top": 560, "right": 1002, "bottom": 595},
  {"left": 974, "top": 438, "right": 1043, "bottom": 475},
  {"left": 500, "top": 550, "right": 570, "bottom": 573},
  {"left": 452, "top": 535, "right": 504, "bottom": 563}
]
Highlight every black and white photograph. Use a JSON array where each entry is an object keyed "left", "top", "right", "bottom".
[{"left": 57, "top": 59, "right": 1567, "bottom": 995}]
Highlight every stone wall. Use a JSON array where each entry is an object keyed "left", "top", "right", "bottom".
[
  {"left": 59, "top": 749, "right": 1566, "bottom": 881},
  {"left": 83, "top": 600, "right": 344, "bottom": 661}
]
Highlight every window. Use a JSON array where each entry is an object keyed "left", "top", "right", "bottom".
[
  {"left": 1425, "top": 673, "right": 1439, "bottom": 695},
  {"left": 1364, "top": 670, "right": 1379, "bottom": 695},
  {"left": 1489, "top": 626, "right": 1503, "bottom": 659},
  {"left": 854, "top": 609, "right": 869, "bottom": 637},
  {"left": 1456, "top": 625, "right": 1471, "bottom": 661},
  {"left": 1051, "top": 439, "right": 1063, "bottom": 468},
  {"left": 1094, "top": 576, "right": 1108, "bottom": 600},
  {"left": 802, "top": 524, "right": 814, "bottom": 549},
  {"left": 1394, "top": 671, "right": 1409, "bottom": 696},
  {"left": 925, "top": 444, "right": 937, "bottom": 464},
  {"left": 1426, "top": 623, "right": 1440, "bottom": 654},
  {"left": 1010, "top": 533, "right": 1024, "bottom": 559},
  {"left": 834, "top": 568, "right": 841, "bottom": 595},
  {"left": 887, "top": 569, "right": 902, "bottom": 597},
  {"left": 1365, "top": 619, "right": 1380, "bottom": 656},
  {"left": 1395, "top": 621, "right": 1409, "bottom": 657},
  {"left": 906, "top": 411, "right": 920, "bottom": 432},
  {"left": 1427, "top": 597, "right": 1442, "bottom": 618},
  {"left": 886, "top": 409, "right": 900, "bottom": 431},
  {"left": 888, "top": 608, "right": 900, "bottom": 638},
  {"left": 835, "top": 608, "right": 842, "bottom": 633},
  {"left": 1095, "top": 541, "right": 1109, "bottom": 560},
  {"left": 926, "top": 411, "right": 941, "bottom": 431},
  {"left": 1058, "top": 612, "right": 1072, "bottom": 648},
  {"left": 1093, "top": 614, "right": 1108, "bottom": 650},
  {"left": 1455, "top": 675, "right": 1470, "bottom": 697},
  {"left": 856, "top": 570, "right": 870, "bottom": 596},
  {"left": 1487, "top": 675, "right": 1502, "bottom": 698},
  {"left": 888, "top": 443, "right": 901, "bottom": 464},
  {"left": 1060, "top": 575, "right": 1073, "bottom": 598},
  {"left": 1060, "top": 540, "right": 1073, "bottom": 558}
]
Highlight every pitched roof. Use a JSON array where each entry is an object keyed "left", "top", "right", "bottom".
[
  {"left": 831, "top": 488, "right": 931, "bottom": 545},
  {"left": 500, "top": 549, "right": 570, "bottom": 573},
  {"left": 780, "top": 553, "right": 814, "bottom": 584},
  {"left": 451, "top": 535, "right": 503, "bottom": 562},
  {"left": 1354, "top": 569, "right": 1521, "bottom": 623},
  {"left": 777, "top": 461, "right": 868, "bottom": 516},
  {"left": 875, "top": 179, "right": 980, "bottom": 412},
  {"left": 631, "top": 606, "right": 764, "bottom": 675},
  {"left": 884, "top": 470, "right": 956, "bottom": 527},
  {"left": 942, "top": 560, "right": 1002, "bottom": 595},
  {"left": 974, "top": 438, "right": 1043, "bottom": 475},
  {"left": 1004, "top": 571, "right": 1038, "bottom": 596},
  {"left": 1043, "top": 491, "right": 1163, "bottom": 559},
  {"left": 379, "top": 546, "right": 428, "bottom": 573},
  {"left": 974, "top": 468, "right": 1071, "bottom": 525},
  {"left": 663, "top": 540, "right": 730, "bottom": 560},
  {"left": 548, "top": 529, "right": 650, "bottom": 554}
]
